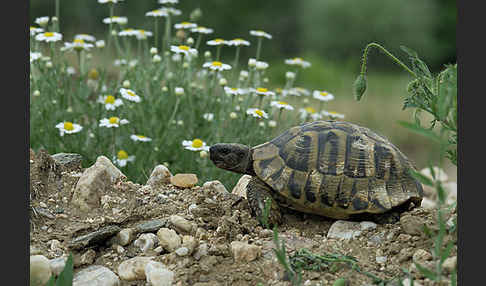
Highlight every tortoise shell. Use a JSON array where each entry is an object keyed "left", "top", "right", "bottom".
[{"left": 251, "top": 120, "right": 423, "bottom": 219}]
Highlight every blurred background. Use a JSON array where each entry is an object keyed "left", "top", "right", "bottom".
[{"left": 30, "top": 0, "right": 457, "bottom": 180}]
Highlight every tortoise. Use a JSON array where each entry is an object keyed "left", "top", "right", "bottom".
[{"left": 209, "top": 120, "right": 423, "bottom": 225}]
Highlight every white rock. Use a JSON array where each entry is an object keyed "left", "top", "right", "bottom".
[
  {"left": 145, "top": 260, "right": 174, "bottom": 286},
  {"left": 420, "top": 166, "right": 448, "bottom": 182},
  {"left": 193, "top": 243, "right": 208, "bottom": 260},
  {"left": 412, "top": 249, "right": 432, "bottom": 263},
  {"left": 169, "top": 215, "right": 193, "bottom": 233},
  {"left": 375, "top": 256, "right": 387, "bottom": 264},
  {"left": 443, "top": 256, "right": 457, "bottom": 274},
  {"left": 157, "top": 228, "right": 181, "bottom": 252},
  {"left": 444, "top": 181, "right": 457, "bottom": 204},
  {"left": 94, "top": 155, "right": 126, "bottom": 183},
  {"left": 230, "top": 241, "right": 261, "bottom": 262},
  {"left": 231, "top": 175, "right": 252, "bottom": 199},
  {"left": 72, "top": 162, "right": 112, "bottom": 212},
  {"left": 203, "top": 180, "right": 228, "bottom": 194},
  {"left": 134, "top": 233, "right": 158, "bottom": 253},
  {"left": 30, "top": 255, "right": 52, "bottom": 286},
  {"left": 421, "top": 197, "right": 436, "bottom": 209},
  {"left": 359, "top": 221, "right": 377, "bottom": 231},
  {"left": 117, "top": 256, "right": 154, "bottom": 281},
  {"left": 175, "top": 247, "right": 189, "bottom": 256},
  {"left": 181, "top": 235, "right": 198, "bottom": 255},
  {"left": 117, "top": 228, "right": 135, "bottom": 246},
  {"left": 146, "top": 165, "right": 173, "bottom": 188},
  {"left": 49, "top": 256, "right": 67, "bottom": 276},
  {"left": 401, "top": 278, "right": 423, "bottom": 286},
  {"left": 327, "top": 220, "right": 363, "bottom": 239},
  {"left": 72, "top": 265, "right": 120, "bottom": 286}
]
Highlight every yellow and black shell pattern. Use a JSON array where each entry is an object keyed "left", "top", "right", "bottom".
[{"left": 251, "top": 121, "right": 423, "bottom": 219}]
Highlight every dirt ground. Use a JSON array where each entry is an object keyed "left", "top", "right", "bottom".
[{"left": 29, "top": 149, "right": 457, "bottom": 286}]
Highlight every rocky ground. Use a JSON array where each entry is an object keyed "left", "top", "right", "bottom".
[{"left": 29, "top": 149, "right": 457, "bottom": 286}]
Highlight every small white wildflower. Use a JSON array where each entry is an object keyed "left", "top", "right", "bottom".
[
  {"left": 30, "top": 52, "right": 42, "bottom": 63},
  {"left": 270, "top": 101, "right": 294, "bottom": 111},
  {"left": 286, "top": 71, "right": 296, "bottom": 79},
  {"left": 170, "top": 45, "right": 198, "bottom": 57},
  {"left": 118, "top": 28, "right": 138, "bottom": 37},
  {"left": 204, "top": 51, "right": 211, "bottom": 58},
  {"left": 203, "top": 61, "right": 232, "bottom": 71},
  {"left": 120, "top": 88, "right": 141, "bottom": 102},
  {"left": 229, "top": 112, "right": 238, "bottom": 119},
  {"left": 191, "top": 26, "right": 214, "bottom": 34},
  {"left": 35, "top": 17, "right": 49, "bottom": 27},
  {"left": 203, "top": 113, "right": 214, "bottom": 122},
  {"left": 240, "top": 70, "right": 249, "bottom": 78},
  {"left": 98, "top": 0, "right": 124, "bottom": 4},
  {"left": 285, "top": 57, "right": 311, "bottom": 69},
  {"left": 228, "top": 38, "right": 250, "bottom": 46},
  {"left": 219, "top": 78, "right": 227, "bottom": 86},
  {"left": 182, "top": 139, "right": 210, "bottom": 151},
  {"left": 35, "top": 32, "right": 62, "bottom": 42},
  {"left": 95, "top": 40, "right": 105, "bottom": 48},
  {"left": 322, "top": 110, "right": 345, "bottom": 119},
  {"left": 103, "top": 16, "right": 128, "bottom": 25},
  {"left": 97, "top": 94, "right": 124, "bottom": 110},
  {"left": 299, "top": 107, "right": 322, "bottom": 121},
  {"left": 186, "top": 37, "right": 194, "bottom": 45},
  {"left": 60, "top": 39, "right": 94, "bottom": 52},
  {"left": 206, "top": 38, "right": 229, "bottom": 46},
  {"left": 74, "top": 34, "right": 96, "bottom": 42},
  {"left": 55, "top": 121, "right": 83, "bottom": 136},
  {"left": 33, "top": 90, "right": 41, "bottom": 97},
  {"left": 99, "top": 116, "right": 129, "bottom": 128},
  {"left": 175, "top": 87, "right": 184, "bottom": 95},
  {"left": 122, "top": 80, "right": 130, "bottom": 88},
  {"left": 150, "top": 47, "right": 158, "bottom": 54},
  {"left": 224, "top": 87, "right": 247, "bottom": 96},
  {"left": 174, "top": 21, "right": 197, "bottom": 30},
  {"left": 313, "top": 90, "right": 335, "bottom": 102},
  {"left": 114, "top": 150, "right": 135, "bottom": 168},
  {"left": 249, "top": 30, "right": 272, "bottom": 39},
  {"left": 159, "top": 0, "right": 178, "bottom": 4},
  {"left": 30, "top": 26, "right": 44, "bottom": 36},
  {"left": 135, "top": 29, "right": 153, "bottom": 40},
  {"left": 130, "top": 134, "right": 152, "bottom": 142},
  {"left": 152, "top": 54, "right": 162, "bottom": 63},
  {"left": 253, "top": 87, "right": 275, "bottom": 97},
  {"left": 145, "top": 9, "right": 169, "bottom": 17},
  {"left": 247, "top": 108, "right": 268, "bottom": 119}
]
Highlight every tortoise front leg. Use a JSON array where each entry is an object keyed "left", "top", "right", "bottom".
[{"left": 246, "top": 176, "right": 283, "bottom": 228}]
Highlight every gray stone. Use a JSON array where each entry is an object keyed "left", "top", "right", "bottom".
[
  {"left": 203, "top": 180, "right": 229, "bottom": 196},
  {"left": 69, "top": 225, "right": 121, "bottom": 250},
  {"left": 116, "top": 228, "right": 135, "bottom": 246},
  {"left": 169, "top": 215, "right": 193, "bottom": 233},
  {"left": 30, "top": 255, "right": 52, "bottom": 286},
  {"left": 74, "top": 249, "right": 96, "bottom": 267},
  {"left": 400, "top": 214, "right": 425, "bottom": 236},
  {"left": 230, "top": 241, "right": 261, "bottom": 262},
  {"left": 145, "top": 260, "right": 174, "bottom": 286},
  {"left": 376, "top": 256, "right": 387, "bottom": 264},
  {"left": 72, "top": 161, "right": 112, "bottom": 212},
  {"left": 369, "top": 232, "right": 385, "bottom": 245},
  {"left": 181, "top": 235, "right": 198, "bottom": 255},
  {"left": 359, "top": 221, "right": 377, "bottom": 231},
  {"left": 72, "top": 265, "right": 120, "bottom": 286},
  {"left": 94, "top": 156, "right": 126, "bottom": 183},
  {"left": 134, "top": 233, "right": 158, "bottom": 253},
  {"left": 193, "top": 243, "right": 208, "bottom": 260},
  {"left": 135, "top": 219, "right": 167, "bottom": 233},
  {"left": 51, "top": 153, "right": 83, "bottom": 171},
  {"left": 420, "top": 197, "right": 436, "bottom": 209},
  {"left": 146, "top": 165, "right": 173, "bottom": 188},
  {"left": 117, "top": 256, "right": 154, "bottom": 281},
  {"left": 327, "top": 221, "right": 363, "bottom": 239},
  {"left": 231, "top": 175, "right": 252, "bottom": 199},
  {"left": 157, "top": 228, "right": 181, "bottom": 252},
  {"left": 175, "top": 247, "right": 189, "bottom": 256},
  {"left": 443, "top": 256, "right": 457, "bottom": 274},
  {"left": 49, "top": 256, "right": 67, "bottom": 276},
  {"left": 412, "top": 249, "right": 432, "bottom": 263}
]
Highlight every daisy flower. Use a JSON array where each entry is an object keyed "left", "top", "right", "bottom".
[
  {"left": 119, "top": 88, "right": 141, "bottom": 102},
  {"left": 30, "top": 26, "right": 44, "bottom": 36},
  {"left": 248, "top": 58, "right": 268, "bottom": 69},
  {"left": 203, "top": 61, "right": 232, "bottom": 71},
  {"left": 130, "top": 134, "right": 152, "bottom": 142},
  {"left": 30, "top": 51, "right": 42, "bottom": 63},
  {"left": 191, "top": 26, "right": 214, "bottom": 34},
  {"left": 103, "top": 16, "right": 128, "bottom": 25},
  {"left": 224, "top": 87, "right": 247, "bottom": 96},
  {"left": 74, "top": 34, "right": 96, "bottom": 42},
  {"left": 95, "top": 40, "right": 106, "bottom": 48},
  {"left": 249, "top": 30, "right": 272, "bottom": 39},
  {"left": 99, "top": 116, "right": 129, "bottom": 128},
  {"left": 170, "top": 45, "right": 198, "bottom": 57},
  {"left": 247, "top": 108, "right": 268, "bottom": 119},
  {"left": 322, "top": 110, "right": 345, "bottom": 119},
  {"left": 55, "top": 121, "right": 83, "bottom": 136},
  {"left": 97, "top": 94, "right": 123, "bottom": 110},
  {"left": 35, "top": 17, "right": 49, "bottom": 27},
  {"left": 161, "top": 7, "right": 182, "bottom": 16},
  {"left": 253, "top": 87, "right": 275, "bottom": 97},
  {"left": 135, "top": 29, "right": 153, "bottom": 40},
  {"left": 146, "top": 9, "right": 169, "bottom": 17},
  {"left": 313, "top": 90, "right": 335, "bottom": 102},
  {"left": 35, "top": 32, "right": 62, "bottom": 43},
  {"left": 60, "top": 39, "right": 94, "bottom": 52},
  {"left": 206, "top": 38, "right": 229, "bottom": 46},
  {"left": 114, "top": 150, "right": 135, "bottom": 168},
  {"left": 66, "top": 67, "right": 76, "bottom": 75},
  {"left": 159, "top": 0, "right": 178, "bottom": 4},
  {"left": 118, "top": 28, "right": 138, "bottom": 36},
  {"left": 299, "top": 107, "right": 322, "bottom": 121},
  {"left": 228, "top": 38, "right": 250, "bottom": 46},
  {"left": 203, "top": 113, "right": 214, "bottom": 122},
  {"left": 285, "top": 57, "right": 311, "bottom": 69},
  {"left": 114, "top": 59, "right": 127, "bottom": 66},
  {"left": 174, "top": 21, "right": 197, "bottom": 30},
  {"left": 293, "top": 87, "right": 311, "bottom": 96},
  {"left": 182, "top": 139, "right": 210, "bottom": 151},
  {"left": 98, "top": 0, "right": 124, "bottom": 4},
  {"left": 270, "top": 101, "right": 294, "bottom": 111},
  {"left": 175, "top": 87, "right": 185, "bottom": 95}
]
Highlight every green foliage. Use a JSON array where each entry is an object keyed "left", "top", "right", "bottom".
[
  {"left": 258, "top": 197, "right": 272, "bottom": 229},
  {"left": 272, "top": 226, "right": 303, "bottom": 285},
  {"left": 46, "top": 253, "right": 73, "bottom": 286}
]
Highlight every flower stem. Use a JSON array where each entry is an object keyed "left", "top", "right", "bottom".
[
  {"left": 256, "top": 38, "right": 263, "bottom": 60},
  {"left": 360, "top": 42, "right": 416, "bottom": 77},
  {"left": 55, "top": 0, "right": 60, "bottom": 32},
  {"left": 164, "top": 15, "right": 172, "bottom": 52},
  {"left": 216, "top": 46, "right": 222, "bottom": 61},
  {"left": 154, "top": 18, "right": 159, "bottom": 50},
  {"left": 195, "top": 34, "right": 202, "bottom": 50}
]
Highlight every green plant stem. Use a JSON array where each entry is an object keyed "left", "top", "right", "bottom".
[
  {"left": 164, "top": 15, "right": 172, "bottom": 51},
  {"left": 360, "top": 42, "right": 416, "bottom": 78},
  {"left": 55, "top": 0, "right": 60, "bottom": 32},
  {"left": 256, "top": 38, "right": 263, "bottom": 60},
  {"left": 195, "top": 34, "right": 202, "bottom": 50},
  {"left": 154, "top": 18, "right": 159, "bottom": 50}
]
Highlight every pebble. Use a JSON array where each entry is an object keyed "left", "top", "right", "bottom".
[
  {"left": 51, "top": 153, "right": 83, "bottom": 171},
  {"left": 231, "top": 175, "right": 252, "bottom": 199},
  {"left": 397, "top": 248, "right": 413, "bottom": 263},
  {"left": 443, "top": 256, "right": 457, "bottom": 273},
  {"left": 182, "top": 235, "right": 198, "bottom": 255},
  {"left": 74, "top": 249, "right": 96, "bottom": 267},
  {"left": 157, "top": 228, "right": 182, "bottom": 252},
  {"left": 117, "top": 256, "right": 154, "bottom": 281},
  {"left": 400, "top": 214, "right": 425, "bottom": 236},
  {"left": 135, "top": 219, "right": 167, "bottom": 233},
  {"left": 145, "top": 260, "right": 174, "bottom": 286},
  {"left": 116, "top": 228, "right": 135, "bottom": 246},
  {"left": 170, "top": 173, "right": 198, "bottom": 188},
  {"left": 420, "top": 197, "right": 436, "bottom": 209},
  {"left": 49, "top": 256, "right": 67, "bottom": 276},
  {"left": 193, "top": 243, "right": 208, "bottom": 260},
  {"left": 134, "top": 233, "right": 158, "bottom": 253},
  {"left": 203, "top": 180, "right": 229, "bottom": 196},
  {"left": 71, "top": 161, "right": 113, "bottom": 212},
  {"left": 230, "top": 241, "right": 261, "bottom": 262},
  {"left": 94, "top": 155, "right": 127, "bottom": 183},
  {"left": 72, "top": 265, "right": 120, "bottom": 286},
  {"left": 175, "top": 247, "right": 189, "bottom": 256},
  {"left": 327, "top": 220, "right": 375, "bottom": 239},
  {"left": 376, "top": 256, "right": 387, "bottom": 264},
  {"left": 412, "top": 249, "right": 432, "bottom": 263},
  {"left": 146, "top": 165, "right": 173, "bottom": 188},
  {"left": 170, "top": 215, "right": 193, "bottom": 233},
  {"left": 30, "top": 255, "right": 52, "bottom": 286},
  {"left": 400, "top": 278, "right": 423, "bottom": 286},
  {"left": 69, "top": 225, "right": 121, "bottom": 250}
]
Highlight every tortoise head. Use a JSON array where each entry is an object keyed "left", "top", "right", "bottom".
[{"left": 209, "top": 143, "right": 254, "bottom": 175}]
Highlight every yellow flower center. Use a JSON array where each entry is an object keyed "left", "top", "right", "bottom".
[
  {"left": 256, "top": 87, "right": 268, "bottom": 93},
  {"left": 214, "top": 38, "right": 224, "bottom": 43},
  {"left": 231, "top": 88, "right": 238, "bottom": 91},
  {"left": 126, "top": 90, "right": 136, "bottom": 97},
  {"left": 139, "top": 30, "right": 146, "bottom": 35},
  {"left": 63, "top": 122, "right": 74, "bottom": 131},
  {"left": 305, "top": 107, "right": 316, "bottom": 114},
  {"left": 233, "top": 38, "right": 244, "bottom": 41},
  {"left": 278, "top": 101, "right": 289, "bottom": 105},
  {"left": 105, "top": 95, "right": 115, "bottom": 104},
  {"left": 255, "top": 110, "right": 264, "bottom": 117},
  {"left": 178, "top": 45, "right": 190, "bottom": 51},
  {"left": 320, "top": 91, "right": 328, "bottom": 96},
  {"left": 212, "top": 61, "right": 222, "bottom": 67},
  {"left": 44, "top": 32, "right": 55, "bottom": 37},
  {"left": 192, "top": 139, "right": 203, "bottom": 148},
  {"left": 117, "top": 150, "right": 129, "bottom": 160},
  {"left": 275, "top": 88, "right": 282, "bottom": 93},
  {"left": 293, "top": 57, "right": 303, "bottom": 61},
  {"left": 181, "top": 21, "right": 192, "bottom": 25},
  {"left": 74, "top": 39, "right": 84, "bottom": 44},
  {"left": 109, "top": 117, "right": 119, "bottom": 124},
  {"left": 137, "top": 135, "right": 146, "bottom": 139}
]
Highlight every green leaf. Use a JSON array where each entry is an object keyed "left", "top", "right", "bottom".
[
  {"left": 414, "top": 262, "right": 437, "bottom": 281},
  {"left": 333, "top": 278, "right": 348, "bottom": 286},
  {"left": 450, "top": 270, "right": 457, "bottom": 286},
  {"left": 398, "top": 121, "right": 441, "bottom": 143},
  {"left": 56, "top": 253, "right": 73, "bottom": 286},
  {"left": 45, "top": 275, "right": 56, "bottom": 286},
  {"left": 440, "top": 240, "right": 455, "bottom": 264},
  {"left": 407, "top": 168, "right": 434, "bottom": 187}
]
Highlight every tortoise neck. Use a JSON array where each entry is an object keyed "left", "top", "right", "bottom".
[{"left": 245, "top": 149, "right": 256, "bottom": 176}]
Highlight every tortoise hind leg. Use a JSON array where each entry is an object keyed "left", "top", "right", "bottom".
[{"left": 246, "top": 176, "right": 283, "bottom": 228}]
